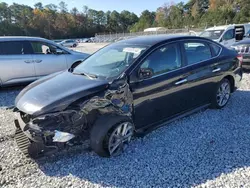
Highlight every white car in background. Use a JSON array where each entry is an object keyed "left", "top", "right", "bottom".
[
  {"left": 0, "top": 36, "right": 89, "bottom": 87},
  {"left": 200, "top": 23, "right": 250, "bottom": 47},
  {"left": 59, "top": 39, "right": 78, "bottom": 48}
]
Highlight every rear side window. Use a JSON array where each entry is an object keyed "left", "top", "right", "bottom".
[
  {"left": 0, "top": 41, "right": 31, "bottom": 55},
  {"left": 183, "top": 42, "right": 212, "bottom": 65},
  {"left": 210, "top": 43, "right": 221, "bottom": 56}
]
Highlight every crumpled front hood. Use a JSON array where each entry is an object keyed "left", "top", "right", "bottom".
[{"left": 15, "top": 71, "right": 109, "bottom": 116}]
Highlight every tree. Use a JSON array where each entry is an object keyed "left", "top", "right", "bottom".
[
  {"left": 34, "top": 2, "right": 43, "bottom": 10},
  {"left": 58, "top": 1, "right": 68, "bottom": 13},
  {"left": 130, "top": 10, "right": 156, "bottom": 32},
  {"left": 1, "top": 1, "right": 250, "bottom": 38}
]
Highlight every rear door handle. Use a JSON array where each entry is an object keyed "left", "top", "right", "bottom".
[
  {"left": 175, "top": 79, "right": 187, "bottom": 85},
  {"left": 212, "top": 68, "right": 221, "bottom": 73}
]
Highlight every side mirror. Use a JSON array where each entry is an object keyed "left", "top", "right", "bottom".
[
  {"left": 139, "top": 68, "right": 153, "bottom": 79},
  {"left": 56, "top": 49, "right": 64, "bottom": 54},
  {"left": 71, "top": 61, "right": 82, "bottom": 69}
]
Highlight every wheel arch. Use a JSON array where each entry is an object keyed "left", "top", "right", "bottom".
[
  {"left": 90, "top": 114, "right": 133, "bottom": 157},
  {"left": 223, "top": 75, "right": 235, "bottom": 93}
]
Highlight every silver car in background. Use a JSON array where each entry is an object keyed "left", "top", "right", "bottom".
[
  {"left": 59, "top": 39, "right": 78, "bottom": 48},
  {"left": 0, "top": 37, "right": 89, "bottom": 87}
]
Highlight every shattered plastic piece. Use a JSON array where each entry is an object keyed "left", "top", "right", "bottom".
[{"left": 53, "top": 130, "right": 75, "bottom": 142}]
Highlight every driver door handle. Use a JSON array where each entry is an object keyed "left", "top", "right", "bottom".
[
  {"left": 212, "top": 68, "right": 221, "bottom": 73},
  {"left": 175, "top": 79, "right": 187, "bottom": 85}
]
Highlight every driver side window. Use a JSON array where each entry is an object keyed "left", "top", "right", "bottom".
[
  {"left": 30, "top": 42, "right": 64, "bottom": 55},
  {"left": 140, "top": 43, "right": 182, "bottom": 76}
]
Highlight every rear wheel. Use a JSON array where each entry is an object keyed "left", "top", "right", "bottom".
[
  {"left": 73, "top": 44, "right": 77, "bottom": 47},
  {"left": 211, "top": 78, "right": 231, "bottom": 109},
  {"left": 90, "top": 116, "right": 134, "bottom": 157}
]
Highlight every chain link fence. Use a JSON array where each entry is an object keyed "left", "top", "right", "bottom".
[{"left": 94, "top": 28, "right": 204, "bottom": 43}]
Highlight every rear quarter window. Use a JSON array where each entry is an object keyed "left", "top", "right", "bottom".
[{"left": 210, "top": 43, "right": 221, "bottom": 56}]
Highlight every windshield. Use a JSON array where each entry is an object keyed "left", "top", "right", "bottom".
[
  {"left": 200, "top": 30, "right": 225, "bottom": 40},
  {"left": 73, "top": 44, "right": 148, "bottom": 79}
]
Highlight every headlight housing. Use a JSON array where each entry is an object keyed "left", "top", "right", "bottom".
[{"left": 53, "top": 130, "right": 75, "bottom": 142}]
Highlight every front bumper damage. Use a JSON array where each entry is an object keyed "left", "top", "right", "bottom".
[
  {"left": 14, "top": 81, "right": 133, "bottom": 158},
  {"left": 14, "top": 113, "right": 77, "bottom": 158}
]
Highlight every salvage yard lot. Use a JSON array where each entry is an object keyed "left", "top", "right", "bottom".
[{"left": 0, "top": 53, "right": 250, "bottom": 187}]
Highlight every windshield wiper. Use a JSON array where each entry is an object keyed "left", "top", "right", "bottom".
[{"left": 72, "top": 71, "right": 98, "bottom": 79}]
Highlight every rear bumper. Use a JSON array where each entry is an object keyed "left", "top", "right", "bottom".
[
  {"left": 242, "top": 54, "right": 250, "bottom": 69},
  {"left": 242, "top": 62, "right": 250, "bottom": 70},
  {"left": 232, "top": 67, "right": 243, "bottom": 91}
]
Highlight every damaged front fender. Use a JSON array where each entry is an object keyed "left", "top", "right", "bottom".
[
  {"left": 21, "top": 78, "right": 133, "bottom": 141},
  {"left": 15, "top": 77, "right": 133, "bottom": 158},
  {"left": 81, "top": 81, "right": 133, "bottom": 116}
]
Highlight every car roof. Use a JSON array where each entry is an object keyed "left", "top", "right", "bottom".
[
  {"left": 206, "top": 25, "right": 231, "bottom": 31},
  {"left": 116, "top": 35, "right": 213, "bottom": 46},
  {"left": 205, "top": 23, "right": 250, "bottom": 31},
  {"left": 0, "top": 36, "right": 73, "bottom": 53},
  {"left": 0, "top": 36, "right": 52, "bottom": 43}
]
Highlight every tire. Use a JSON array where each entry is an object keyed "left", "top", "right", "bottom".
[
  {"left": 211, "top": 78, "right": 231, "bottom": 109},
  {"left": 73, "top": 44, "right": 77, "bottom": 47},
  {"left": 90, "top": 115, "right": 134, "bottom": 157}
]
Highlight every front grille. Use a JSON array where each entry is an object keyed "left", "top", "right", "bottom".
[
  {"left": 15, "top": 127, "right": 30, "bottom": 157},
  {"left": 234, "top": 45, "right": 250, "bottom": 54}
]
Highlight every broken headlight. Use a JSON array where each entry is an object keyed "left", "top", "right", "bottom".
[{"left": 53, "top": 130, "right": 75, "bottom": 142}]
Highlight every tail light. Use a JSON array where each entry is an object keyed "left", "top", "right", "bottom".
[{"left": 237, "top": 54, "right": 243, "bottom": 66}]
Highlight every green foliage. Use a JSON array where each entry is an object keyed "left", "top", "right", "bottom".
[
  {"left": 1, "top": 0, "right": 250, "bottom": 38},
  {"left": 130, "top": 10, "right": 156, "bottom": 32},
  {"left": 0, "top": 2, "right": 139, "bottom": 38}
]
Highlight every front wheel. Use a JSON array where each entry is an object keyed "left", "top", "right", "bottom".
[
  {"left": 211, "top": 78, "right": 231, "bottom": 109},
  {"left": 90, "top": 116, "right": 134, "bottom": 157}
]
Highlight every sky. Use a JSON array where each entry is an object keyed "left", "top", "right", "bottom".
[{"left": 1, "top": 0, "right": 187, "bottom": 15}]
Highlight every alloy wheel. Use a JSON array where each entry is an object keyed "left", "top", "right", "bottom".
[
  {"left": 108, "top": 122, "right": 134, "bottom": 156},
  {"left": 216, "top": 81, "right": 231, "bottom": 107}
]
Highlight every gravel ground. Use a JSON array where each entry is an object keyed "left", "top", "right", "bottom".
[{"left": 1, "top": 74, "right": 250, "bottom": 188}]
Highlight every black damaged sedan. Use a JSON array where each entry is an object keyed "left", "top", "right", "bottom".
[{"left": 14, "top": 35, "right": 242, "bottom": 158}]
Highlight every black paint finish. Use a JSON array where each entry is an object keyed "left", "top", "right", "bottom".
[{"left": 14, "top": 35, "right": 242, "bottom": 157}]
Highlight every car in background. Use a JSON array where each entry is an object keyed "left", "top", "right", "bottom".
[
  {"left": 200, "top": 23, "right": 250, "bottom": 47},
  {"left": 82, "top": 38, "right": 95, "bottom": 43},
  {"left": 13, "top": 35, "right": 242, "bottom": 158},
  {"left": 0, "top": 36, "right": 89, "bottom": 87},
  {"left": 231, "top": 38, "right": 250, "bottom": 70},
  {"left": 59, "top": 39, "right": 78, "bottom": 48}
]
